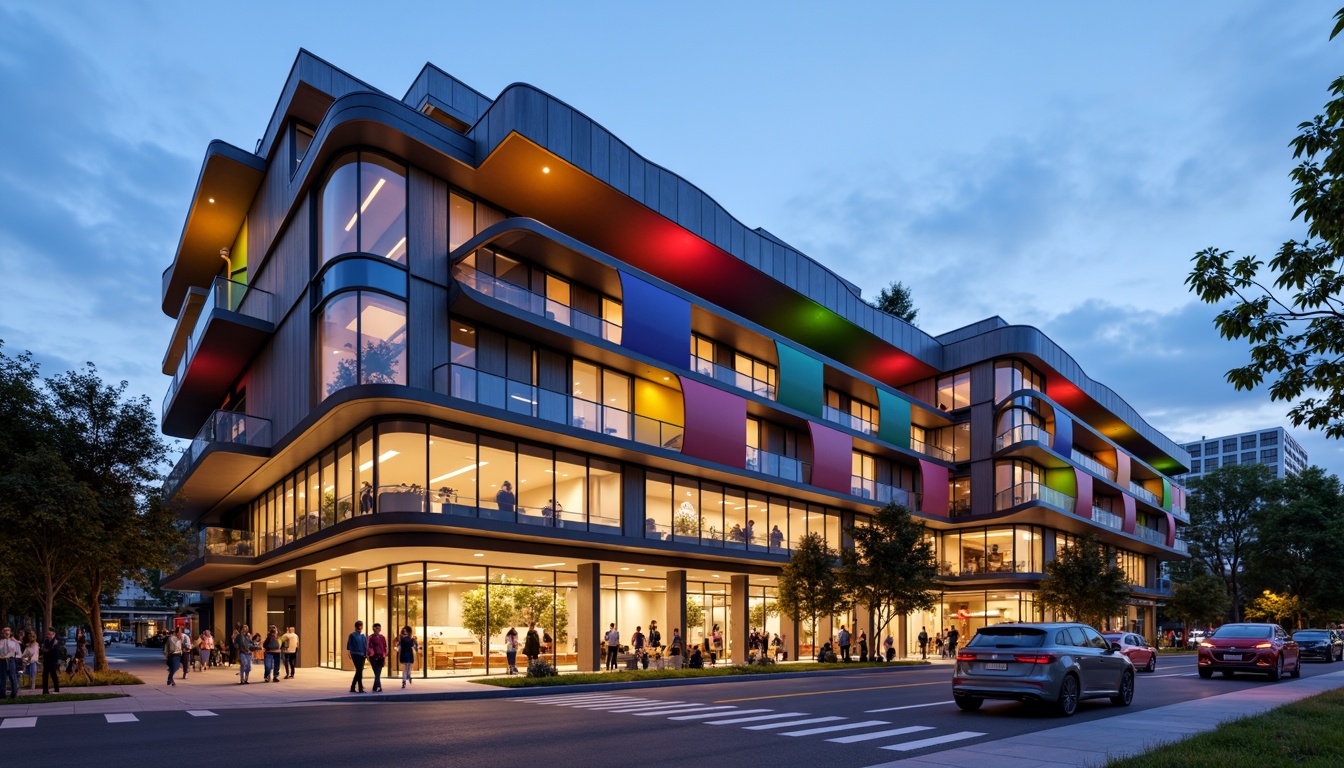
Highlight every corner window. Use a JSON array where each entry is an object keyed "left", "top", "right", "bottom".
[
  {"left": 320, "top": 152, "right": 407, "bottom": 266},
  {"left": 291, "top": 123, "right": 315, "bottom": 176},
  {"left": 318, "top": 291, "right": 407, "bottom": 399}
]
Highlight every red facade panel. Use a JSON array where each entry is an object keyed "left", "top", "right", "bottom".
[
  {"left": 678, "top": 376, "right": 746, "bottom": 470},
  {"left": 918, "top": 459, "right": 949, "bottom": 519},
  {"left": 807, "top": 421, "right": 853, "bottom": 495},
  {"left": 1121, "top": 494, "right": 1137, "bottom": 534},
  {"left": 1164, "top": 510, "right": 1176, "bottom": 548},
  {"left": 1074, "top": 467, "right": 1093, "bottom": 520}
]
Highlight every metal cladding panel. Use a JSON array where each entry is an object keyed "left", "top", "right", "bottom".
[
  {"left": 1115, "top": 451, "right": 1132, "bottom": 488},
  {"left": 877, "top": 389, "right": 911, "bottom": 448},
  {"left": 775, "top": 341, "right": 824, "bottom": 418},
  {"left": 1162, "top": 478, "right": 1173, "bottom": 511},
  {"left": 918, "top": 459, "right": 950, "bottom": 519},
  {"left": 678, "top": 376, "right": 747, "bottom": 469},
  {"left": 1074, "top": 468, "right": 1093, "bottom": 520},
  {"left": 618, "top": 272, "right": 691, "bottom": 369},
  {"left": 807, "top": 421, "right": 853, "bottom": 495},
  {"left": 1053, "top": 415, "right": 1073, "bottom": 458},
  {"left": 1122, "top": 494, "right": 1137, "bottom": 535},
  {"left": 1164, "top": 510, "right": 1176, "bottom": 548}
]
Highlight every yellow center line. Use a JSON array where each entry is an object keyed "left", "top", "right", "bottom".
[{"left": 715, "top": 680, "right": 946, "bottom": 703}]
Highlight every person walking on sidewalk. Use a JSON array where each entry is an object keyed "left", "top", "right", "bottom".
[
  {"left": 838, "top": 626, "right": 851, "bottom": 663},
  {"left": 281, "top": 626, "right": 299, "bottom": 679},
  {"left": 163, "top": 627, "right": 185, "bottom": 687},
  {"left": 263, "top": 626, "right": 282, "bottom": 682},
  {"left": 234, "top": 624, "right": 254, "bottom": 684},
  {"left": 21, "top": 631, "right": 39, "bottom": 689},
  {"left": 39, "top": 629, "right": 62, "bottom": 695},
  {"left": 523, "top": 622, "right": 541, "bottom": 670},
  {"left": 604, "top": 623, "right": 620, "bottom": 671},
  {"left": 947, "top": 626, "right": 960, "bottom": 658},
  {"left": 397, "top": 626, "right": 418, "bottom": 688},
  {"left": 504, "top": 627, "right": 520, "bottom": 675},
  {"left": 367, "top": 623, "right": 388, "bottom": 693},
  {"left": 0, "top": 628, "right": 21, "bottom": 699},
  {"left": 198, "top": 630, "right": 213, "bottom": 673},
  {"left": 918, "top": 627, "right": 929, "bottom": 660},
  {"left": 346, "top": 620, "right": 368, "bottom": 693}
]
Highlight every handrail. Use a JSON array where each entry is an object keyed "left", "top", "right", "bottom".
[
  {"left": 163, "top": 277, "right": 274, "bottom": 418},
  {"left": 453, "top": 263, "right": 622, "bottom": 344},
  {"left": 1071, "top": 449, "right": 1117, "bottom": 482},
  {"left": 823, "top": 405, "right": 875, "bottom": 435},
  {"left": 994, "top": 423, "right": 1052, "bottom": 451},
  {"left": 850, "top": 477, "right": 920, "bottom": 509},
  {"left": 746, "top": 446, "right": 810, "bottom": 484},
  {"left": 1092, "top": 507, "right": 1123, "bottom": 531},
  {"left": 910, "top": 437, "right": 953, "bottom": 462},
  {"left": 163, "top": 411, "right": 273, "bottom": 497},
  {"left": 994, "top": 482, "right": 1075, "bottom": 512},
  {"left": 692, "top": 356, "right": 776, "bottom": 400},
  {"left": 1128, "top": 481, "right": 1160, "bottom": 506}
]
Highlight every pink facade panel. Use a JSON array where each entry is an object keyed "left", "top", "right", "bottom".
[
  {"left": 677, "top": 376, "right": 747, "bottom": 470},
  {"left": 918, "top": 460, "right": 950, "bottom": 519},
  {"left": 1115, "top": 452, "right": 1131, "bottom": 488},
  {"left": 1122, "top": 494, "right": 1137, "bottom": 534},
  {"left": 1164, "top": 510, "right": 1176, "bottom": 548},
  {"left": 1074, "top": 468, "right": 1093, "bottom": 520},
  {"left": 807, "top": 421, "right": 853, "bottom": 495}
]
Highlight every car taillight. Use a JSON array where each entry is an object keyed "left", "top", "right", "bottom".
[
  {"left": 956, "top": 652, "right": 976, "bottom": 661},
  {"left": 1255, "top": 642, "right": 1273, "bottom": 649},
  {"left": 1013, "top": 654, "right": 1056, "bottom": 664}
]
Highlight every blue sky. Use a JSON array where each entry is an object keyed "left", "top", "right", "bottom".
[{"left": 0, "top": 0, "right": 1341, "bottom": 476}]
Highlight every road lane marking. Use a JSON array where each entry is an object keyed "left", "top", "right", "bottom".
[
  {"left": 0, "top": 718, "right": 36, "bottom": 729},
  {"left": 880, "top": 730, "right": 985, "bottom": 751},
  {"left": 715, "top": 680, "right": 944, "bottom": 703},
  {"left": 742, "top": 715, "right": 844, "bottom": 730},
  {"left": 632, "top": 705, "right": 736, "bottom": 717},
  {"left": 105, "top": 714, "right": 139, "bottom": 723},
  {"left": 599, "top": 702, "right": 695, "bottom": 713},
  {"left": 570, "top": 699, "right": 668, "bottom": 710},
  {"left": 667, "top": 708, "right": 770, "bottom": 720},
  {"left": 705, "top": 712, "right": 809, "bottom": 725},
  {"left": 526, "top": 694, "right": 629, "bottom": 704},
  {"left": 187, "top": 710, "right": 217, "bottom": 717},
  {"left": 828, "top": 726, "right": 934, "bottom": 744},
  {"left": 1149, "top": 672, "right": 1196, "bottom": 678},
  {"left": 780, "top": 719, "right": 891, "bottom": 737},
  {"left": 865, "top": 701, "right": 952, "bottom": 713},
  {"left": 549, "top": 696, "right": 646, "bottom": 707}
]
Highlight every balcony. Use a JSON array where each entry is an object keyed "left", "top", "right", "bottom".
[
  {"left": 823, "top": 405, "right": 875, "bottom": 436},
  {"left": 1092, "top": 506, "right": 1124, "bottom": 531},
  {"left": 850, "top": 477, "right": 920, "bottom": 509},
  {"left": 1171, "top": 504, "right": 1190, "bottom": 524},
  {"left": 161, "top": 277, "right": 275, "bottom": 437},
  {"left": 436, "top": 364, "right": 683, "bottom": 451},
  {"left": 1128, "top": 482, "right": 1161, "bottom": 506},
  {"left": 1135, "top": 525, "right": 1166, "bottom": 545},
  {"left": 994, "top": 423, "right": 1052, "bottom": 452},
  {"left": 452, "top": 263, "right": 622, "bottom": 344},
  {"left": 746, "top": 446, "right": 810, "bottom": 484},
  {"left": 194, "top": 527, "right": 254, "bottom": 558},
  {"left": 1173, "top": 538, "right": 1189, "bottom": 554},
  {"left": 1071, "top": 450, "right": 1117, "bottom": 482},
  {"left": 162, "top": 411, "right": 272, "bottom": 513},
  {"left": 995, "top": 482, "right": 1075, "bottom": 512},
  {"left": 911, "top": 436, "right": 953, "bottom": 462},
  {"left": 693, "top": 356, "right": 776, "bottom": 400}
]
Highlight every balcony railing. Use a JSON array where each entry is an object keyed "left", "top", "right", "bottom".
[
  {"left": 196, "top": 527, "right": 254, "bottom": 558},
  {"left": 1135, "top": 525, "right": 1166, "bottom": 545},
  {"left": 163, "top": 411, "right": 273, "bottom": 497},
  {"left": 1173, "top": 538, "right": 1189, "bottom": 553},
  {"left": 995, "top": 482, "right": 1075, "bottom": 512},
  {"left": 746, "top": 446, "right": 810, "bottom": 484},
  {"left": 692, "top": 356, "right": 776, "bottom": 400},
  {"left": 1092, "top": 506, "right": 1123, "bottom": 531},
  {"left": 850, "top": 477, "right": 920, "bottom": 509},
  {"left": 163, "top": 278, "right": 274, "bottom": 418},
  {"left": 994, "top": 423, "right": 1051, "bottom": 451},
  {"left": 436, "top": 364, "right": 683, "bottom": 451},
  {"left": 910, "top": 436, "right": 954, "bottom": 462},
  {"left": 1171, "top": 504, "right": 1190, "bottom": 524},
  {"left": 1128, "top": 482, "right": 1161, "bottom": 506},
  {"left": 452, "top": 263, "right": 622, "bottom": 344},
  {"left": 823, "top": 405, "right": 875, "bottom": 436},
  {"left": 1071, "top": 450, "right": 1117, "bottom": 482}
]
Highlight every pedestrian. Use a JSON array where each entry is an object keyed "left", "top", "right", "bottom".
[
  {"left": 198, "top": 630, "right": 213, "bottom": 673},
  {"left": 281, "top": 626, "right": 299, "bottom": 679},
  {"left": 39, "top": 629, "right": 62, "bottom": 695},
  {"left": 69, "top": 631, "right": 89, "bottom": 678},
  {"left": 0, "top": 627, "right": 21, "bottom": 699},
  {"left": 858, "top": 631, "right": 869, "bottom": 663},
  {"left": 263, "top": 626, "right": 282, "bottom": 682},
  {"left": 397, "top": 626, "right": 418, "bottom": 688},
  {"left": 947, "top": 626, "right": 960, "bottom": 657},
  {"left": 524, "top": 622, "right": 541, "bottom": 669},
  {"left": 668, "top": 628, "right": 684, "bottom": 669},
  {"left": 604, "top": 623, "right": 620, "bottom": 671},
  {"left": 346, "top": 620, "right": 368, "bottom": 693},
  {"left": 234, "top": 624, "right": 254, "bottom": 684},
  {"left": 368, "top": 623, "right": 388, "bottom": 693},
  {"left": 688, "top": 645, "right": 703, "bottom": 668},
  {"left": 163, "top": 627, "right": 185, "bottom": 687},
  {"left": 21, "top": 631, "right": 39, "bottom": 690},
  {"left": 711, "top": 624, "right": 723, "bottom": 666},
  {"left": 918, "top": 626, "right": 929, "bottom": 660},
  {"left": 838, "top": 625, "right": 851, "bottom": 663},
  {"left": 648, "top": 621, "right": 661, "bottom": 654},
  {"left": 504, "top": 627, "right": 520, "bottom": 675},
  {"left": 631, "top": 625, "right": 645, "bottom": 670},
  {"left": 883, "top": 634, "right": 895, "bottom": 662}
]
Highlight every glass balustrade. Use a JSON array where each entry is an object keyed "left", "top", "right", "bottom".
[
  {"left": 994, "top": 482, "right": 1075, "bottom": 512},
  {"left": 910, "top": 437, "right": 953, "bottom": 462},
  {"left": 691, "top": 356, "right": 775, "bottom": 400},
  {"left": 994, "top": 423, "right": 1052, "bottom": 451},
  {"left": 1135, "top": 525, "right": 1166, "bottom": 544},
  {"left": 163, "top": 278, "right": 274, "bottom": 417},
  {"left": 745, "top": 446, "right": 810, "bottom": 484},
  {"left": 849, "top": 477, "right": 920, "bottom": 509},
  {"left": 163, "top": 411, "right": 273, "bottom": 497},
  {"left": 452, "top": 263, "right": 622, "bottom": 344},
  {"left": 1091, "top": 507, "right": 1124, "bottom": 531},
  {"left": 1128, "top": 482, "right": 1160, "bottom": 506},
  {"left": 196, "top": 527, "right": 254, "bottom": 558},
  {"left": 822, "top": 405, "right": 875, "bottom": 435},
  {"left": 1070, "top": 450, "right": 1117, "bottom": 482},
  {"left": 1173, "top": 538, "right": 1189, "bottom": 553}
]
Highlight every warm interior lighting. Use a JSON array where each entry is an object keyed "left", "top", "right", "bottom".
[
  {"left": 473, "top": 553, "right": 484, "bottom": 557},
  {"left": 542, "top": 166, "right": 550, "bottom": 174},
  {"left": 345, "top": 176, "right": 388, "bottom": 233},
  {"left": 429, "top": 461, "right": 487, "bottom": 484},
  {"left": 208, "top": 197, "right": 215, "bottom": 204},
  {"left": 358, "top": 450, "right": 400, "bottom": 472},
  {"left": 386, "top": 236, "right": 407, "bottom": 260},
  {"left": 533, "top": 562, "right": 566, "bottom": 568},
  {"left": 346, "top": 304, "right": 406, "bottom": 341}
]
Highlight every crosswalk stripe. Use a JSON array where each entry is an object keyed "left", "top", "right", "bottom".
[
  {"left": 570, "top": 699, "right": 664, "bottom": 710},
  {"left": 104, "top": 714, "right": 138, "bottom": 723},
  {"left": 550, "top": 696, "right": 645, "bottom": 707},
  {"left": 781, "top": 720, "right": 891, "bottom": 737},
  {"left": 880, "top": 730, "right": 986, "bottom": 751},
  {"left": 632, "top": 705, "right": 735, "bottom": 717},
  {"left": 865, "top": 701, "right": 950, "bottom": 713},
  {"left": 187, "top": 710, "right": 217, "bottom": 717},
  {"left": 527, "top": 694, "right": 624, "bottom": 704},
  {"left": 598, "top": 702, "right": 692, "bottom": 713},
  {"left": 668, "top": 708, "right": 771, "bottom": 721},
  {"left": 0, "top": 718, "right": 36, "bottom": 729},
  {"left": 706, "top": 711, "right": 808, "bottom": 725},
  {"left": 827, "top": 726, "right": 934, "bottom": 744},
  {"left": 743, "top": 716, "right": 844, "bottom": 731}
]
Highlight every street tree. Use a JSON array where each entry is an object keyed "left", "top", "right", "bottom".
[
  {"left": 461, "top": 581, "right": 514, "bottom": 654},
  {"left": 1037, "top": 535, "right": 1130, "bottom": 629},
  {"left": 1246, "top": 590, "right": 1303, "bottom": 629},
  {"left": 1186, "top": 8, "right": 1344, "bottom": 438},
  {"left": 840, "top": 503, "right": 938, "bottom": 642},
  {"left": 869, "top": 280, "right": 918, "bottom": 325},
  {"left": 1166, "top": 574, "right": 1229, "bottom": 639},
  {"left": 1185, "top": 463, "right": 1275, "bottom": 621},
  {"left": 1247, "top": 466, "right": 1344, "bottom": 626},
  {"left": 777, "top": 532, "right": 848, "bottom": 655}
]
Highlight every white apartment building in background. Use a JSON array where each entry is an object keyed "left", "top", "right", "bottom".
[{"left": 1177, "top": 427, "right": 1308, "bottom": 483}]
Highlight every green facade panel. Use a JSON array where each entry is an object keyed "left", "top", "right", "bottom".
[
  {"left": 775, "top": 341, "right": 823, "bottom": 418},
  {"left": 1161, "top": 477, "right": 1172, "bottom": 511},
  {"left": 1045, "top": 467, "right": 1077, "bottom": 498},
  {"left": 876, "top": 389, "right": 911, "bottom": 449}
]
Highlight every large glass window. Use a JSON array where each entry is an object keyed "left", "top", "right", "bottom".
[
  {"left": 993, "top": 360, "right": 1044, "bottom": 404},
  {"left": 320, "top": 152, "right": 407, "bottom": 266},
  {"left": 318, "top": 291, "right": 407, "bottom": 400},
  {"left": 936, "top": 370, "right": 971, "bottom": 411},
  {"left": 378, "top": 422, "right": 428, "bottom": 513}
]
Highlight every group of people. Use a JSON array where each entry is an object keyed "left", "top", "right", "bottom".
[
  {"left": 503, "top": 622, "right": 545, "bottom": 674},
  {"left": 915, "top": 626, "right": 961, "bottom": 659},
  {"left": 344, "top": 621, "right": 419, "bottom": 693},
  {"left": 0, "top": 628, "right": 73, "bottom": 696},
  {"left": 160, "top": 624, "right": 301, "bottom": 686}
]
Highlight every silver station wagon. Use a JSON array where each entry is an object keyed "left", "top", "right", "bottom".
[{"left": 952, "top": 622, "right": 1135, "bottom": 716}]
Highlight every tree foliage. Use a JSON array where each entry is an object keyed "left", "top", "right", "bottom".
[
  {"left": 1246, "top": 466, "right": 1344, "bottom": 625},
  {"left": 1167, "top": 574, "right": 1230, "bottom": 633},
  {"left": 839, "top": 503, "right": 938, "bottom": 639},
  {"left": 460, "top": 577, "right": 568, "bottom": 653},
  {"left": 1186, "top": 9, "right": 1344, "bottom": 437},
  {"left": 1037, "top": 535, "right": 1131, "bottom": 629},
  {"left": 1245, "top": 590, "right": 1303, "bottom": 628},
  {"left": 1185, "top": 463, "right": 1275, "bottom": 622},
  {"left": 777, "top": 532, "right": 847, "bottom": 651},
  {"left": 869, "top": 280, "right": 918, "bottom": 325}
]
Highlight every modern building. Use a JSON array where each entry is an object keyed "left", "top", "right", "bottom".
[
  {"left": 1176, "top": 427, "right": 1307, "bottom": 483},
  {"left": 160, "top": 51, "right": 1190, "bottom": 675}
]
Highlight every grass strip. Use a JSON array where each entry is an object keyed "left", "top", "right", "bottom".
[
  {"left": 1104, "top": 686, "right": 1344, "bottom": 768},
  {"left": 53, "top": 670, "right": 144, "bottom": 687},
  {"left": 475, "top": 661, "right": 923, "bottom": 688},
  {"left": 0, "top": 692, "right": 128, "bottom": 705}
]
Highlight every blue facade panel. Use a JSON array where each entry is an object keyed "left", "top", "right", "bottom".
[{"left": 619, "top": 272, "right": 691, "bottom": 369}]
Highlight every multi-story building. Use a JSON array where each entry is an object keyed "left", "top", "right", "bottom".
[
  {"left": 159, "top": 51, "right": 1189, "bottom": 674},
  {"left": 1176, "top": 428, "right": 1307, "bottom": 483}
]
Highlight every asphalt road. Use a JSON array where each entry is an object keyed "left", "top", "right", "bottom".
[{"left": 7, "top": 656, "right": 1340, "bottom": 767}]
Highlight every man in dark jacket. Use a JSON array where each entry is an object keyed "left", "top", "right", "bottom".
[{"left": 39, "top": 629, "right": 62, "bottom": 694}]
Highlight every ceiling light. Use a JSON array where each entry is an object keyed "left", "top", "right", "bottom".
[
  {"left": 358, "top": 450, "right": 400, "bottom": 472},
  {"left": 430, "top": 461, "right": 487, "bottom": 484},
  {"left": 473, "top": 553, "right": 484, "bottom": 557},
  {"left": 620, "top": 567, "right": 630, "bottom": 571},
  {"left": 542, "top": 166, "right": 550, "bottom": 174},
  {"left": 533, "top": 562, "right": 566, "bottom": 568},
  {"left": 207, "top": 197, "right": 215, "bottom": 204},
  {"left": 386, "top": 236, "right": 407, "bottom": 260}
]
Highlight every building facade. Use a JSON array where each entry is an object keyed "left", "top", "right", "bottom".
[
  {"left": 160, "top": 52, "right": 1190, "bottom": 674},
  {"left": 1176, "top": 427, "right": 1307, "bottom": 483}
]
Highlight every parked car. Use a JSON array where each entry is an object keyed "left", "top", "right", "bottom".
[
  {"left": 1102, "top": 632, "right": 1158, "bottom": 673},
  {"left": 1198, "top": 623, "right": 1300, "bottom": 680},
  {"left": 952, "top": 622, "right": 1135, "bottom": 717},
  {"left": 1292, "top": 629, "right": 1343, "bottom": 662},
  {"left": 1185, "top": 629, "right": 1208, "bottom": 649},
  {"left": 102, "top": 632, "right": 115, "bottom": 646}
]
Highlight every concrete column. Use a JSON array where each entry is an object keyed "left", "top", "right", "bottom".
[
  {"left": 854, "top": 603, "right": 873, "bottom": 660},
  {"left": 211, "top": 591, "right": 226, "bottom": 637},
  {"left": 666, "top": 570, "right": 686, "bottom": 650},
  {"left": 576, "top": 563, "right": 601, "bottom": 672},
  {"left": 897, "top": 613, "right": 909, "bottom": 659},
  {"left": 785, "top": 614, "right": 801, "bottom": 662},
  {"left": 295, "top": 569, "right": 318, "bottom": 669},
  {"left": 250, "top": 581, "right": 269, "bottom": 638},
  {"left": 730, "top": 575, "right": 749, "bottom": 665},
  {"left": 340, "top": 572, "right": 359, "bottom": 671},
  {"left": 231, "top": 588, "right": 246, "bottom": 635}
]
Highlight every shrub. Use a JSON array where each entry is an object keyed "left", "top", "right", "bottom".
[
  {"left": 526, "top": 658, "right": 558, "bottom": 678},
  {"left": 748, "top": 651, "right": 776, "bottom": 667},
  {"left": 58, "top": 669, "right": 143, "bottom": 687}
]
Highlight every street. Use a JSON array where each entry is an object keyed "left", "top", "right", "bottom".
[{"left": 6, "top": 657, "right": 1342, "bottom": 766}]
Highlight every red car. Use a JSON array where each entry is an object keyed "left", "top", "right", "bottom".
[
  {"left": 1198, "top": 623, "right": 1300, "bottom": 680},
  {"left": 1103, "top": 633, "right": 1157, "bottom": 673}
]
